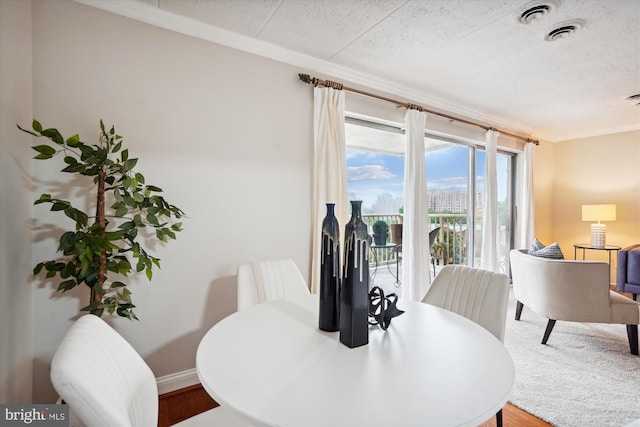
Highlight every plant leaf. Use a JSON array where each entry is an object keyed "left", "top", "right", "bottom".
[
  {"left": 105, "top": 232, "right": 122, "bottom": 241},
  {"left": 32, "top": 145, "right": 56, "bottom": 155},
  {"left": 115, "top": 205, "right": 128, "bottom": 217},
  {"left": 33, "top": 262, "right": 44, "bottom": 275},
  {"left": 57, "top": 279, "right": 77, "bottom": 292},
  {"left": 51, "top": 201, "right": 70, "bottom": 211},
  {"left": 34, "top": 194, "right": 52, "bottom": 204},
  {"left": 146, "top": 214, "right": 159, "bottom": 226},
  {"left": 123, "top": 158, "right": 138, "bottom": 171},
  {"left": 41, "top": 128, "right": 64, "bottom": 145},
  {"left": 64, "top": 207, "right": 88, "bottom": 228},
  {"left": 66, "top": 134, "right": 80, "bottom": 147}
]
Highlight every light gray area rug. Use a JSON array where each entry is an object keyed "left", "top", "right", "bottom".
[{"left": 504, "top": 289, "right": 640, "bottom": 427}]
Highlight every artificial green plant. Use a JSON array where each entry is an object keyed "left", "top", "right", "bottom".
[
  {"left": 18, "top": 120, "right": 184, "bottom": 319},
  {"left": 372, "top": 220, "right": 389, "bottom": 236}
]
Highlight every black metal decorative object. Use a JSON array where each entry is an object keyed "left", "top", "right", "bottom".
[
  {"left": 368, "top": 286, "right": 405, "bottom": 330},
  {"left": 319, "top": 203, "right": 340, "bottom": 332},
  {"left": 339, "top": 200, "right": 370, "bottom": 348}
]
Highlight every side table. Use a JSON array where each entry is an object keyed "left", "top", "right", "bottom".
[{"left": 573, "top": 243, "right": 620, "bottom": 284}]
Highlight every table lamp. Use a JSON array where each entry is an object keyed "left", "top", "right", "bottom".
[{"left": 582, "top": 204, "right": 616, "bottom": 247}]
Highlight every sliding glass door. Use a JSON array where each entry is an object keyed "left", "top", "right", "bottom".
[{"left": 345, "top": 117, "right": 515, "bottom": 281}]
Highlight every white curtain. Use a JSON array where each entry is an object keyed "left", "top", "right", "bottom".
[
  {"left": 402, "top": 109, "right": 429, "bottom": 301},
  {"left": 480, "top": 129, "right": 499, "bottom": 271},
  {"left": 515, "top": 142, "right": 535, "bottom": 249},
  {"left": 311, "top": 87, "right": 349, "bottom": 294}
]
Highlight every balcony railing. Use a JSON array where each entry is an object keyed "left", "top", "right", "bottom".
[{"left": 362, "top": 213, "right": 467, "bottom": 268}]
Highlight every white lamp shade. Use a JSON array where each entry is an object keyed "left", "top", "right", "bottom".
[{"left": 582, "top": 204, "right": 616, "bottom": 222}]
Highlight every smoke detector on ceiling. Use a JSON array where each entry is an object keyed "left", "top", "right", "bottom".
[
  {"left": 544, "top": 19, "right": 586, "bottom": 41},
  {"left": 518, "top": 0, "right": 560, "bottom": 24}
]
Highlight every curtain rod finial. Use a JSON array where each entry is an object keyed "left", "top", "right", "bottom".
[{"left": 298, "top": 73, "right": 312, "bottom": 84}]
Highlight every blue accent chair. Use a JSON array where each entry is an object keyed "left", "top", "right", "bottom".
[{"left": 617, "top": 244, "right": 640, "bottom": 301}]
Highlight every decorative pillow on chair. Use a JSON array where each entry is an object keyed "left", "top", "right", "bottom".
[
  {"left": 528, "top": 239, "right": 564, "bottom": 259},
  {"left": 528, "top": 238, "right": 545, "bottom": 254}
]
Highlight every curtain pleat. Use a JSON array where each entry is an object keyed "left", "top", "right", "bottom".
[
  {"left": 311, "top": 87, "right": 349, "bottom": 294},
  {"left": 402, "top": 109, "right": 430, "bottom": 301},
  {"left": 515, "top": 143, "right": 535, "bottom": 249},
  {"left": 480, "top": 129, "right": 499, "bottom": 271}
]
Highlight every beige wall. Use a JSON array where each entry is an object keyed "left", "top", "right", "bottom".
[
  {"left": 552, "top": 130, "right": 640, "bottom": 277},
  {"left": 28, "top": 0, "right": 313, "bottom": 402},
  {"left": 0, "top": 0, "right": 34, "bottom": 403}
]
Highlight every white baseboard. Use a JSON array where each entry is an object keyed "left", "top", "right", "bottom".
[{"left": 156, "top": 368, "right": 200, "bottom": 395}]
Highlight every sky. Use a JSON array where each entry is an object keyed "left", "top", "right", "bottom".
[{"left": 347, "top": 145, "right": 508, "bottom": 213}]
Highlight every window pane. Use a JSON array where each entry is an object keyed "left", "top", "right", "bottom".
[
  {"left": 345, "top": 122, "right": 405, "bottom": 292},
  {"left": 346, "top": 149, "right": 405, "bottom": 215},
  {"left": 426, "top": 142, "right": 469, "bottom": 267}
]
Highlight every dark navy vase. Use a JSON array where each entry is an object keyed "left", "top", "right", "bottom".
[
  {"left": 340, "top": 200, "right": 370, "bottom": 348},
  {"left": 319, "top": 203, "right": 340, "bottom": 332}
]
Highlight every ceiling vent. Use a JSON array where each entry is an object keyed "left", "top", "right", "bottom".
[
  {"left": 518, "top": 0, "right": 559, "bottom": 24},
  {"left": 544, "top": 19, "right": 585, "bottom": 41}
]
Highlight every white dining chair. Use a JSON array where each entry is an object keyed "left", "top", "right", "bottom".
[
  {"left": 422, "top": 264, "right": 510, "bottom": 426},
  {"left": 236, "top": 258, "right": 311, "bottom": 311},
  {"left": 51, "top": 314, "right": 253, "bottom": 427}
]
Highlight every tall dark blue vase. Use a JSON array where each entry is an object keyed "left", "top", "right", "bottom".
[
  {"left": 340, "top": 200, "right": 370, "bottom": 348},
  {"left": 319, "top": 203, "right": 340, "bottom": 332}
]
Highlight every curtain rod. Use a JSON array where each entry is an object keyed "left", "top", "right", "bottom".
[{"left": 298, "top": 73, "right": 539, "bottom": 145}]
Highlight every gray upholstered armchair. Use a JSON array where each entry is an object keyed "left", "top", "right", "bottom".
[
  {"left": 510, "top": 249, "right": 639, "bottom": 355},
  {"left": 617, "top": 244, "right": 640, "bottom": 301}
]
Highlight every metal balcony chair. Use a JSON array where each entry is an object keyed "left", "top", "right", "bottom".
[
  {"left": 428, "top": 226, "right": 441, "bottom": 277},
  {"left": 394, "top": 226, "right": 441, "bottom": 279}
]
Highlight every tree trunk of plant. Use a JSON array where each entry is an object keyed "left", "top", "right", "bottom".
[{"left": 90, "top": 168, "right": 107, "bottom": 312}]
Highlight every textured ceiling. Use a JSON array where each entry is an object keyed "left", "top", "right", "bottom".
[{"left": 102, "top": 0, "right": 639, "bottom": 142}]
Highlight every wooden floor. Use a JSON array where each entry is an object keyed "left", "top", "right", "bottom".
[
  {"left": 158, "top": 384, "right": 552, "bottom": 427},
  {"left": 158, "top": 384, "right": 218, "bottom": 427}
]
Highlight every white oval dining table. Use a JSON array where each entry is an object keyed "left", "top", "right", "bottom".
[{"left": 196, "top": 295, "right": 514, "bottom": 427}]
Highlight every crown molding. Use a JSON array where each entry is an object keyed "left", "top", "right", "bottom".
[
  {"left": 549, "top": 123, "right": 640, "bottom": 143},
  {"left": 76, "top": 0, "right": 535, "bottom": 138}
]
